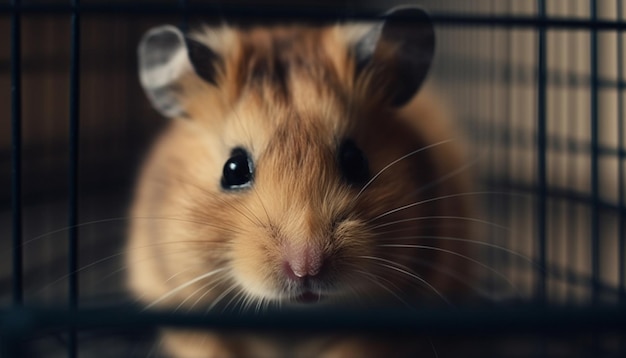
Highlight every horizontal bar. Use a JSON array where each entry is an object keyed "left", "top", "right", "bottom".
[
  {"left": 2, "top": 305, "right": 626, "bottom": 338},
  {"left": 485, "top": 179, "right": 626, "bottom": 213},
  {"left": 462, "top": 117, "right": 626, "bottom": 159},
  {"left": 0, "top": 3, "right": 624, "bottom": 30}
]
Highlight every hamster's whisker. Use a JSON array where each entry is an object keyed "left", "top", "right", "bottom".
[
  {"left": 143, "top": 267, "right": 229, "bottom": 311},
  {"left": 238, "top": 288, "right": 257, "bottom": 314},
  {"left": 206, "top": 282, "right": 240, "bottom": 313},
  {"left": 95, "top": 253, "right": 207, "bottom": 295},
  {"left": 255, "top": 295, "right": 265, "bottom": 315},
  {"left": 356, "top": 255, "right": 451, "bottom": 306},
  {"left": 252, "top": 186, "right": 272, "bottom": 225},
  {"left": 372, "top": 215, "right": 510, "bottom": 232},
  {"left": 411, "top": 155, "right": 482, "bottom": 198},
  {"left": 151, "top": 175, "right": 265, "bottom": 228},
  {"left": 163, "top": 267, "right": 197, "bottom": 284},
  {"left": 134, "top": 216, "right": 246, "bottom": 235},
  {"left": 189, "top": 274, "right": 233, "bottom": 313},
  {"left": 176, "top": 281, "right": 216, "bottom": 313},
  {"left": 145, "top": 336, "right": 165, "bottom": 358},
  {"left": 222, "top": 287, "right": 246, "bottom": 313},
  {"left": 428, "top": 337, "right": 440, "bottom": 358},
  {"left": 369, "top": 191, "right": 530, "bottom": 223},
  {"left": 19, "top": 217, "right": 131, "bottom": 247},
  {"left": 241, "top": 289, "right": 256, "bottom": 313},
  {"left": 374, "top": 225, "right": 455, "bottom": 238},
  {"left": 161, "top": 147, "right": 266, "bottom": 228},
  {"left": 351, "top": 268, "right": 414, "bottom": 309},
  {"left": 352, "top": 139, "right": 456, "bottom": 202},
  {"left": 380, "top": 252, "right": 498, "bottom": 299},
  {"left": 133, "top": 265, "right": 227, "bottom": 309},
  {"left": 20, "top": 215, "right": 243, "bottom": 248},
  {"left": 134, "top": 267, "right": 201, "bottom": 306},
  {"left": 378, "top": 236, "right": 540, "bottom": 270},
  {"left": 32, "top": 243, "right": 216, "bottom": 299},
  {"left": 239, "top": 290, "right": 252, "bottom": 313},
  {"left": 347, "top": 281, "right": 376, "bottom": 307},
  {"left": 380, "top": 246, "right": 523, "bottom": 298},
  {"left": 175, "top": 272, "right": 229, "bottom": 313},
  {"left": 193, "top": 194, "right": 263, "bottom": 229},
  {"left": 231, "top": 289, "right": 247, "bottom": 314}
]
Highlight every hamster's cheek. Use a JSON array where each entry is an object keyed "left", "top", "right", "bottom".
[{"left": 228, "top": 232, "right": 284, "bottom": 300}]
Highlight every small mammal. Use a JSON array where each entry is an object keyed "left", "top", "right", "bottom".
[{"left": 128, "top": 7, "right": 475, "bottom": 357}]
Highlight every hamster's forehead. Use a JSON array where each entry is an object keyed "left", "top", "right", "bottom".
[{"left": 216, "top": 26, "right": 357, "bottom": 157}]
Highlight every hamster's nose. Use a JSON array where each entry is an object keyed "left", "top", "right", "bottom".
[{"left": 283, "top": 245, "right": 324, "bottom": 280}]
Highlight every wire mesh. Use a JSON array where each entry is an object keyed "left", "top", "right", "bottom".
[{"left": 2, "top": 1, "right": 626, "bottom": 357}]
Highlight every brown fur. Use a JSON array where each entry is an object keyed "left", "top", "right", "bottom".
[{"left": 129, "top": 23, "right": 476, "bottom": 358}]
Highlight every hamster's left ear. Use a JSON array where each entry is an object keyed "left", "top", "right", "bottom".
[
  {"left": 345, "top": 7, "right": 435, "bottom": 107},
  {"left": 138, "top": 25, "right": 223, "bottom": 119}
]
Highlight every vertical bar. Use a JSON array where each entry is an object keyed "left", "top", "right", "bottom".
[
  {"left": 179, "top": 0, "right": 189, "bottom": 32},
  {"left": 590, "top": 0, "right": 600, "bottom": 305},
  {"left": 617, "top": 0, "right": 625, "bottom": 303},
  {"left": 505, "top": 0, "right": 514, "bottom": 298},
  {"left": 536, "top": 0, "right": 547, "bottom": 304},
  {"left": 68, "top": 0, "right": 80, "bottom": 356},
  {"left": 11, "top": 0, "right": 23, "bottom": 306},
  {"left": 487, "top": 0, "right": 496, "bottom": 298},
  {"left": 566, "top": 0, "right": 578, "bottom": 303}
]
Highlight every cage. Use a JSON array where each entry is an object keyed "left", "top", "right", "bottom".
[{"left": 1, "top": 0, "right": 626, "bottom": 357}]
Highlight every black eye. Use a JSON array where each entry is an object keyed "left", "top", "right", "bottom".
[
  {"left": 339, "top": 140, "right": 369, "bottom": 185},
  {"left": 222, "top": 148, "right": 254, "bottom": 190}
]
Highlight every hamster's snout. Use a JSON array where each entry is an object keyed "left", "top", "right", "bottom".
[{"left": 283, "top": 244, "right": 324, "bottom": 280}]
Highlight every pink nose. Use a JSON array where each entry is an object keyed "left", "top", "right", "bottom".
[{"left": 283, "top": 245, "right": 323, "bottom": 280}]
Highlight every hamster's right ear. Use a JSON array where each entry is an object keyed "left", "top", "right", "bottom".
[{"left": 138, "top": 25, "right": 223, "bottom": 118}]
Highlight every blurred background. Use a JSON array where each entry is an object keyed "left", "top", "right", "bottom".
[{"left": 1, "top": 0, "right": 625, "bottom": 356}]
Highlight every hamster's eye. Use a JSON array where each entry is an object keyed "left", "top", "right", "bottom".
[
  {"left": 339, "top": 140, "right": 369, "bottom": 185},
  {"left": 222, "top": 148, "right": 254, "bottom": 190}
]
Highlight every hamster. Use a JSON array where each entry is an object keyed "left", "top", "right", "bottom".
[{"left": 128, "top": 7, "right": 476, "bottom": 358}]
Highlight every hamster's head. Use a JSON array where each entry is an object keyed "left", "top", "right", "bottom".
[{"left": 132, "top": 8, "right": 467, "bottom": 309}]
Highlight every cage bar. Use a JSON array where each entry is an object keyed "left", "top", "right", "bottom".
[
  {"left": 590, "top": 0, "right": 600, "bottom": 304},
  {"left": 0, "top": 3, "right": 625, "bottom": 30},
  {"left": 566, "top": 0, "right": 578, "bottom": 304},
  {"left": 536, "top": 0, "right": 548, "bottom": 303},
  {"left": 68, "top": 0, "right": 81, "bottom": 356},
  {"left": 618, "top": 0, "right": 625, "bottom": 303},
  {"left": 0, "top": 2, "right": 626, "bottom": 356},
  {"left": 10, "top": 0, "right": 23, "bottom": 307},
  {"left": 179, "top": 0, "right": 189, "bottom": 32}
]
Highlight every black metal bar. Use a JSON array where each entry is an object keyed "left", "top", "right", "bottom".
[
  {"left": 68, "top": 0, "right": 81, "bottom": 356},
  {"left": 536, "top": 0, "right": 547, "bottom": 304},
  {"left": 179, "top": 0, "right": 189, "bottom": 32},
  {"left": 485, "top": 179, "right": 626, "bottom": 213},
  {"left": 3, "top": 306, "right": 626, "bottom": 337},
  {"left": 566, "top": 0, "right": 577, "bottom": 304},
  {"left": 618, "top": 3, "right": 626, "bottom": 355},
  {"left": 10, "top": 0, "right": 23, "bottom": 307},
  {"left": 462, "top": 115, "right": 626, "bottom": 158},
  {"left": 618, "top": 0, "right": 626, "bottom": 303},
  {"left": 590, "top": 0, "right": 601, "bottom": 305},
  {"left": 504, "top": 1, "right": 514, "bottom": 299},
  {"left": 489, "top": 0, "right": 500, "bottom": 296},
  {"left": 0, "top": 3, "right": 625, "bottom": 30}
]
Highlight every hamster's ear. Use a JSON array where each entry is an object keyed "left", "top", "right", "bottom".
[
  {"left": 138, "top": 25, "right": 222, "bottom": 118},
  {"left": 347, "top": 7, "right": 435, "bottom": 107}
]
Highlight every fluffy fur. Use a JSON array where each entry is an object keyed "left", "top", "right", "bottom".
[{"left": 128, "top": 20, "right": 475, "bottom": 358}]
